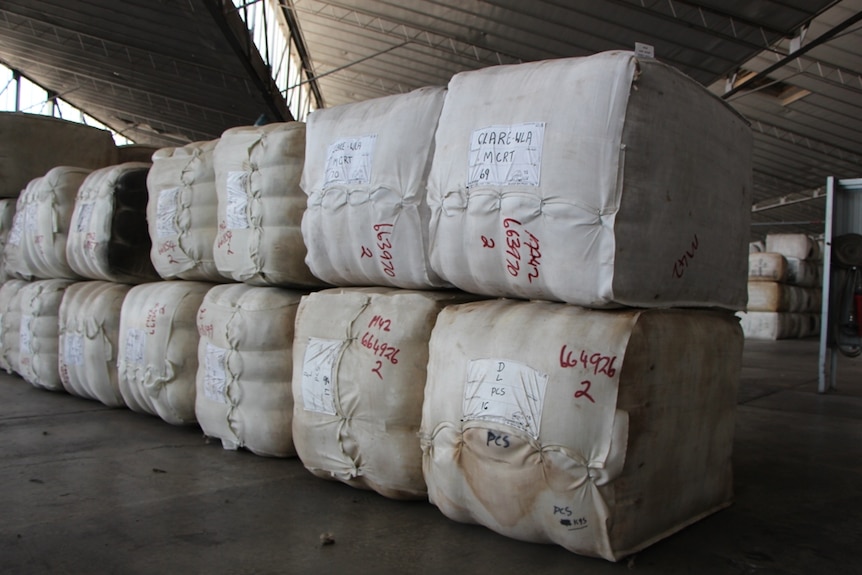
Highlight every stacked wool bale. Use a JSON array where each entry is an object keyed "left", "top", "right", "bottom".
[
  {"left": 188, "top": 123, "right": 315, "bottom": 448},
  {"left": 0, "top": 166, "right": 90, "bottom": 390},
  {"left": 194, "top": 284, "right": 302, "bottom": 456},
  {"left": 118, "top": 280, "right": 213, "bottom": 425},
  {"left": 147, "top": 140, "right": 229, "bottom": 282},
  {"left": 292, "top": 88, "right": 471, "bottom": 496},
  {"left": 0, "top": 199, "right": 17, "bottom": 282},
  {"left": 66, "top": 162, "right": 159, "bottom": 284},
  {"left": 419, "top": 51, "right": 752, "bottom": 561},
  {"left": 58, "top": 281, "right": 131, "bottom": 406},
  {"left": 18, "top": 279, "right": 76, "bottom": 391},
  {"left": 3, "top": 167, "right": 92, "bottom": 281},
  {"left": 0, "top": 278, "right": 28, "bottom": 374},
  {"left": 740, "top": 233, "right": 822, "bottom": 340},
  {"left": 212, "top": 122, "right": 320, "bottom": 287},
  {"left": 52, "top": 161, "right": 191, "bottom": 417}
]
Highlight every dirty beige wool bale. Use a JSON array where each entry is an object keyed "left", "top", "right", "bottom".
[
  {"left": 66, "top": 162, "right": 159, "bottom": 283},
  {"left": 147, "top": 140, "right": 229, "bottom": 281},
  {"left": 0, "top": 278, "right": 28, "bottom": 374},
  {"left": 0, "top": 112, "right": 117, "bottom": 198},
  {"left": 748, "top": 252, "right": 788, "bottom": 283},
  {"left": 16, "top": 166, "right": 91, "bottom": 280},
  {"left": 213, "top": 123, "right": 319, "bottom": 287},
  {"left": 58, "top": 281, "right": 132, "bottom": 407},
  {"left": 421, "top": 299, "right": 742, "bottom": 561},
  {"left": 18, "top": 279, "right": 76, "bottom": 391},
  {"left": 765, "top": 233, "right": 820, "bottom": 261},
  {"left": 116, "top": 144, "right": 159, "bottom": 164},
  {"left": 0, "top": 199, "right": 17, "bottom": 282},
  {"left": 747, "top": 281, "right": 821, "bottom": 312},
  {"left": 118, "top": 281, "right": 213, "bottom": 425},
  {"left": 293, "top": 287, "right": 476, "bottom": 500},
  {"left": 195, "top": 284, "right": 304, "bottom": 457},
  {"left": 737, "top": 311, "right": 819, "bottom": 340},
  {"left": 428, "top": 51, "right": 751, "bottom": 309},
  {"left": 785, "top": 257, "right": 821, "bottom": 287},
  {"left": 301, "top": 87, "right": 447, "bottom": 289}
]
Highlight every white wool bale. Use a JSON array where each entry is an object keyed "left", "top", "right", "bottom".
[
  {"left": 765, "top": 233, "right": 819, "bottom": 261},
  {"left": 58, "top": 281, "right": 132, "bottom": 407},
  {"left": 747, "top": 281, "right": 821, "bottom": 312},
  {"left": 0, "top": 278, "right": 28, "bottom": 374},
  {"left": 301, "top": 87, "right": 447, "bottom": 289},
  {"left": 18, "top": 279, "right": 76, "bottom": 391},
  {"left": 737, "top": 311, "right": 820, "bottom": 340},
  {"left": 293, "top": 287, "right": 475, "bottom": 499},
  {"left": 748, "top": 252, "right": 788, "bottom": 283},
  {"left": 213, "top": 123, "right": 319, "bottom": 287},
  {"left": 0, "top": 199, "right": 17, "bottom": 282},
  {"left": 421, "top": 300, "right": 742, "bottom": 561},
  {"left": 15, "top": 166, "right": 91, "bottom": 280},
  {"left": 0, "top": 112, "right": 117, "bottom": 198},
  {"left": 428, "top": 51, "right": 751, "bottom": 309},
  {"left": 195, "top": 284, "right": 304, "bottom": 457},
  {"left": 117, "top": 281, "right": 213, "bottom": 425},
  {"left": 147, "top": 140, "right": 229, "bottom": 282},
  {"left": 749, "top": 241, "right": 765, "bottom": 253},
  {"left": 66, "top": 162, "right": 159, "bottom": 283}
]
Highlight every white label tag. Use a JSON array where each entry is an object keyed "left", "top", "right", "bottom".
[
  {"left": 225, "top": 171, "right": 250, "bottom": 229},
  {"left": 467, "top": 123, "right": 545, "bottom": 188},
  {"left": 323, "top": 135, "right": 377, "bottom": 187},
  {"left": 203, "top": 343, "right": 228, "bottom": 404},
  {"left": 64, "top": 333, "right": 85, "bottom": 366},
  {"left": 7, "top": 210, "right": 24, "bottom": 246},
  {"left": 19, "top": 315, "right": 33, "bottom": 355},
  {"left": 156, "top": 187, "right": 180, "bottom": 239},
  {"left": 76, "top": 202, "right": 95, "bottom": 233},
  {"left": 124, "top": 328, "right": 147, "bottom": 365},
  {"left": 300, "top": 337, "right": 343, "bottom": 415},
  {"left": 463, "top": 358, "right": 549, "bottom": 439},
  {"left": 635, "top": 42, "right": 655, "bottom": 59}
]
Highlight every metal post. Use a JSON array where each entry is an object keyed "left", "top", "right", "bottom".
[
  {"left": 818, "top": 177, "right": 835, "bottom": 393},
  {"left": 13, "top": 70, "right": 21, "bottom": 111}
]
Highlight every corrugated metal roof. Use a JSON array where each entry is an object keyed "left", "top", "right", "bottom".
[{"left": 1, "top": 0, "right": 860, "bottom": 239}]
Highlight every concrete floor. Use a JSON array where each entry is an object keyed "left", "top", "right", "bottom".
[{"left": 1, "top": 338, "right": 861, "bottom": 575}]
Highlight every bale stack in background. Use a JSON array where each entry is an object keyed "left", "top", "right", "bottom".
[
  {"left": 147, "top": 139, "right": 229, "bottom": 282},
  {"left": 740, "top": 232, "right": 822, "bottom": 339}
]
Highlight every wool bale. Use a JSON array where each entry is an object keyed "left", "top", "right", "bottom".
[
  {"left": 427, "top": 51, "right": 751, "bottom": 309},
  {"left": 421, "top": 299, "right": 742, "bottom": 561},
  {"left": 301, "top": 87, "right": 447, "bottom": 289}
]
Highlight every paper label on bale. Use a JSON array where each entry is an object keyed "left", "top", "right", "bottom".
[
  {"left": 324, "top": 135, "right": 377, "bottom": 187},
  {"left": 225, "top": 171, "right": 250, "bottom": 230},
  {"left": 76, "top": 202, "right": 95, "bottom": 233},
  {"left": 63, "top": 333, "right": 85, "bottom": 366},
  {"left": 7, "top": 210, "right": 24, "bottom": 246},
  {"left": 124, "top": 327, "right": 147, "bottom": 365},
  {"left": 463, "top": 359, "right": 549, "bottom": 439},
  {"left": 19, "top": 314, "right": 33, "bottom": 354},
  {"left": 301, "top": 337, "right": 343, "bottom": 415},
  {"left": 467, "top": 123, "right": 545, "bottom": 188},
  {"left": 203, "top": 342, "right": 228, "bottom": 404},
  {"left": 156, "top": 187, "right": 181, "bottom": 239}
]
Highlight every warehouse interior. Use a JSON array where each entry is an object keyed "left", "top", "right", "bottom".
[{"left": 1, "top": 1, "right": 862, "bottom": 573}]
